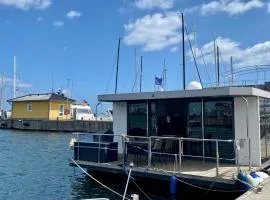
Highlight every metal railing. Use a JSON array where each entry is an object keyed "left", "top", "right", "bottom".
[{"left": 71, "top": 133, "right": 249, "bottom": 177}]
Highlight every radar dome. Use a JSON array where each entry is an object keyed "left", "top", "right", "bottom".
[{"left": 187, "top": 81, "right": 202, "bottom": 90}]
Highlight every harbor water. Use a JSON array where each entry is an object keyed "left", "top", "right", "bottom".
[{"left": 0, "top": 129, "right": 241, "bottom": 200}]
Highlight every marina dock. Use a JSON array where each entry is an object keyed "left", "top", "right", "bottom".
[
  {"left": 236, "top": 178, "right": 270, "bottom": 200},
  {"left": 0, "top": 119, "right": 112, "bottom": 132}
]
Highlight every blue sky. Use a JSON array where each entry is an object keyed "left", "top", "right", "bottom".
[{"left": 0, "top": 0, "right": 270, "bottom": 110}]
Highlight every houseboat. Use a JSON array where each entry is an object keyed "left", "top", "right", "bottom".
[{"left": 70, "top": 86, "right": 270, "bottom": 198}]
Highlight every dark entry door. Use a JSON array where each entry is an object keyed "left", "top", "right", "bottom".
[{"left": 187, "top": 102, "right": 203, "bottom": 156}]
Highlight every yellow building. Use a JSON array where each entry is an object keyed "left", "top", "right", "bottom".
[{"left": 7, "top": 93, "right": 75, "bottom": 120}]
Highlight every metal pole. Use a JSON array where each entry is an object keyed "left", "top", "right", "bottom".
[
  {"left": 201, "top": 98, "right": 205, "bottom": 161},
  {"left": 179, "top": 138, "right": 182, "bottom": 172},
  {"left": 264, "top": 98, "right": 268, "bottom": 158},
  {"left": 123, "top": 163, "right": 133, "bottom": 200},
  {"left": 213, "top": 35, "right": 217, "bottom": 86},
  {"left": 181, "top": 13, "right": 186, "bottom": 90},
  {"left": 13, "top": 56, "right": 16, "bottom": 98},
  {"left": 216, "top": 140, "right": 219, "bottom": 177},
  {"left": 146, "top": 101, "right": 149, "bottom": 137},
  {"left": 122, "top": 136, "right": 126, "bottom": 165},
  {"left": 140, "top": 56, "right": 142, "bottom": 92},
  {"left": 134, "top": 48, "right": 137, "bottom": 92},
  {"left": 230, "top": 56, "right": 233, "bottom": 86},
  {"left": 148, "top": 137, "right": 152, "bottom": 168},
  {"left": 115, "top": 38, "right": 121, "bottom": 94},
  {"left": 217, "top": 46, "right": 220, "bottom": 87},
  {"left": 98, "top": 135, "right": 101, "bottom": 163}
]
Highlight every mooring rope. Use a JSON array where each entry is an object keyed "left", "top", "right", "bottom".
[
  {"left": 158, "top": 169, "right": 254, "bottom": 193},
  {"left": 71, "top": 158, "right": 131, "bottom": 200},
  {"left": 123, "top": 167, "right": 152, "bottom": 200}
]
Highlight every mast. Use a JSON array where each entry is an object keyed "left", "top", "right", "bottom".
[
  {"left": 182, "top": 13, "right": 186, "bottom": 90},
  {"left": 134, "top": 48, "right": 137, "bottom": 92},
  {"left": 217, "top": 46, "right": 220, "bottom": 87},
  {"left": 213, "top": 35, "right": 217, "bottom": 86},
  {"left": 140, "top": 56, "right": 142, "bottom": 92},
  {"left": 230, "top": 56, "right": 233, "bottom": 86},
  {"left": 163, "top": 58, "right": 167, "bottom": 91},
  {"left": 115, "top": 38, "right": 121, "bottom": 94},
  {"left": 0, "top": 67, "right": 4, "bottom": 112},
  {"left": 13, "top": 56, "right": 16, "bottom": 98}
]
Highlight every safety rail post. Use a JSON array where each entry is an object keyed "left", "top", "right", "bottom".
[
  {"left": 122, "top": 135, "right": 127, "bottom": 165},
  {"left": 235, "top": 140, "right": 240, "bottom": 174},
  {"left": 77, "top": 134, "right": 80, "bottom": 161},
  {"left": 147, "top": 137, "right": 152, "bottom": 169},
  {"left": 178, "top": 138, "right": 182, "bottom": 172},
  {"left": 249, "top": 138, "right": 251, "bottom": 171},
  {"left": 98, "top": 134, "right": 101, "bottom": 163},
  {"left": 216, "top": 140, "right": 219, "bottom": 177}
]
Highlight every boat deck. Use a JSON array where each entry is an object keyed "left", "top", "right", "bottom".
[{"left": 71, "top": 156, "right": 251, "bottom": 189}]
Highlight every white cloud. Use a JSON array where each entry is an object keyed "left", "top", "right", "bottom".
[
  {"left": 53, "top": 21, "right": 64, "bottom": 27},
  {"left": 66, "top": 10, "right": 82, "bottom": 19},
  {"left": 37, "top": 17, "right": 43, "bottom": 22},
  {"left": 170, "top": 46, "right": 178, "bottom": 52},
  {"left": 135, "top": 0, "right": 174, "bottom": 10},
  {"left": 201, "top": 0, "right": 264, "bottom": 16},
  {"left": 183, "top": 6, "right": 199, "bottom": 15},
  {"left": 17, "top": 81, "right": 33, "bottom": 88},
  {"left": 192, "top": 37, "right": 270, "bottom": 67},
  {"left": 0, "top": 0, "right": 51, "bottom": 10},
  {"left": 123, "top": 12, "right": 182, "bottom": 51}
]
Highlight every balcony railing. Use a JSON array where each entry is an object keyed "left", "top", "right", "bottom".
[{"left": 72, "top": 133, "right": 249, "bottom": 177}]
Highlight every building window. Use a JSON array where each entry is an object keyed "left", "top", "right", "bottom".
[
  {"left": 127, "top": 102, "right": 147, "bottom": 136},
  {"left": 59, "top": 105, "right": 64, "bottom": 117},
  {"left": 27, "top": 103, "right": 32, "bottom": 112}
]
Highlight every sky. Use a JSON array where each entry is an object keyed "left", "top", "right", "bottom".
[{"left": 0, "top": 0, "right": 270, "bottom": 110}]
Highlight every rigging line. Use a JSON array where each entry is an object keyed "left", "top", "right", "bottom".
[
  {"left": 132, "top": 67, "right": 140, "bottom": 92},
  {"left": 105, "top": 50, "right": 118, "bottom": 93},
  {"left": 223, "top": 66, "right": 270, "bottom": 76},
  {"left": 123, "top": 167, "right": 152, "bottom": 200},
  {"left": 185, "top": 25, "right": 203, "bottom": 87},
  {"left": 71, "top": 159, "right": 131, "bottom": 200},
  {"left": 199, "top": 49, "right": 212, "bottom": 86},
  {"left": 158, "top": 169, "right": 253, "bottom": 193}
]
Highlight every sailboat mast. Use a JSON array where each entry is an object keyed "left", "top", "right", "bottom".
[
  {"left": 0, "top": 67, "right": 4, "bottom": 112},
  {"left": 115, "top": 38, "right": 121, "bottom": 94},
  {"left": 230, "top": 56, "right": 233, "bottom": 86},
  {"left": 217, "top": 46, "right": 220, "bottom": 87},
  {"left": 181, "top": 13, "right": 186, "bottom": 90},
  {"left": 140, "top": 56, "right": 142, "bottom": 92},
  {"left": 13, "top": 56, "right": 16, "bottom": 98}
]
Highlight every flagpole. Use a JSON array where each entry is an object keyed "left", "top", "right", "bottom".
[{"left": 154, "top": 75, "right": 156, "bottom": 92}]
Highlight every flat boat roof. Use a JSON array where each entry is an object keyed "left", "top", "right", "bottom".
[{"left": 98, "top": 87, "right": 270, "bottom": 102}]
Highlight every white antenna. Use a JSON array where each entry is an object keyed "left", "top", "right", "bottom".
[{"left": 13, "top": 56, "right": 16, "bottom": 98}]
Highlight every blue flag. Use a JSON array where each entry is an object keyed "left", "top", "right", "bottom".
[{"left": 155, "top": 76, "right": 162, "bottom": 86}]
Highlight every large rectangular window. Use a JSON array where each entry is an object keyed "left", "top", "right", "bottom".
[
  {"left": 127, "top": 102, "right": 147, "bottom": 136},
  {"left": 204, "top": 99, "right": 234, "bottom": 159}
]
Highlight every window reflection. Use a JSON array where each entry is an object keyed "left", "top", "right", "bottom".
[{"left": 127, "top": 102, "right": 147, "bottom": 136}]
